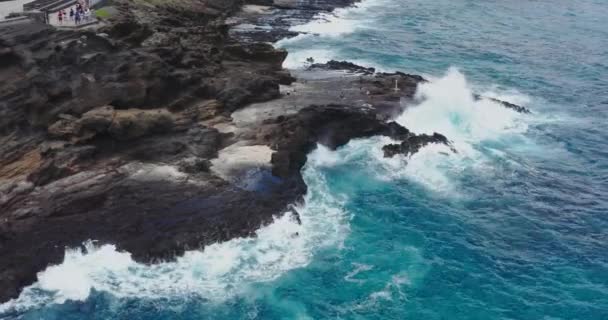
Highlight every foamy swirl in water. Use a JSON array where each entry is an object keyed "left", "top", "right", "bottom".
[{"left": 0, "top": 148, "right": 350, "bottom": 314}]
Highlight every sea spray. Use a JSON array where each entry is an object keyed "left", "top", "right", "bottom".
[
  {"left": 1, "top": 0, "right": 606, "bottom": 316},
  {"left": 297, "top": 69, "right": 532, "bottom": 194},
  {"left": 388, "top": 68, "right": 530, "bottom": 192}
]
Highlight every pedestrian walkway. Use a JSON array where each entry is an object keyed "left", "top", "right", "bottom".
[{"left": 47, "top": 2, "right": 96, "bottom": 28}]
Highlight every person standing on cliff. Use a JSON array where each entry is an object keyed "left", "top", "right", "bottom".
[
  {"left": 57, "top": 10, "right": 63, "bottom": 24},
  {"left": 84, "top": 8, "right": 91, "bottom": 22},
  {"left": 69, "top": 8, "right": 74, "bottom": 21}
]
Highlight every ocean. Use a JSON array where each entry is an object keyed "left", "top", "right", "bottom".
[{"left": 2, "top": 0, "right": 607, "bottom": 318}]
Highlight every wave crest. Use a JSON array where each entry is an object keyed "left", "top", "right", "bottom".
[{"left": 392, "top": 68, "right": 530, "bottom": 192}]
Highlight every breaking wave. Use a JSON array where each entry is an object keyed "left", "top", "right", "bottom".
[
  {"left": 289, "top": 68, "right": 533, "bottom": 195},
  {"left": 287, "top": 0, "right": 387, "bottom": 37},
  {"left": 0, "top": 148, "right": 350, "bottom": 316},
  {"left": 387, "top": 68, "right": 532, "bottom": 192},
  {"left": 397, "top": 67, "right": 528, "bottom": 141},
  {"left": 277, "top": 0, "right": 389, "bottom": 68}
]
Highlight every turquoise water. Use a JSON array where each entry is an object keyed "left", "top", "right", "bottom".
[{"left": 2, "top": 0, "right": 608, "bottom": 319}]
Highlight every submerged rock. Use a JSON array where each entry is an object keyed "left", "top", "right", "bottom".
[{"left": 473, "top": 94, "right": 531, "bottom": 114}]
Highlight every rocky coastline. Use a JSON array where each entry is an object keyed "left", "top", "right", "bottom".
[{"left": 0, "top": 0, "right": 527, "bottom": 303}]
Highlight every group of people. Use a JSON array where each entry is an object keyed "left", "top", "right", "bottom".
[{"left": 56, "top": 1, "right": 92, "bottom": 25}]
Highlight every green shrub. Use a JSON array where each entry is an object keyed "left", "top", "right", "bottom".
[{"left": 95, "top": 8, "right": 110, "bottom": 19}]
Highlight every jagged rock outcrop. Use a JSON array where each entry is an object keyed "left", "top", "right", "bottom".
[
  {"left": 258, "top": 105, "right": 435, "bottom": 179},
  {"left": 0, "top": 0, "right": 530, "bottom": 305},
  {"left": 310, "top": 60, "right": 376, "bottom": 74},
  {"left": 383, "top": 133, "right": 455, "bottom": 158}
]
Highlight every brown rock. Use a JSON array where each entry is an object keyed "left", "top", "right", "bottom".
[
  {"left": 0, "top": 149, "right": 42, "bottom": 181},
  {"left": 109, "top": 108, "right": 175, "bottom": 140},
  {"left": 48, "top": 114, "right": 82, "bottom": 139}
]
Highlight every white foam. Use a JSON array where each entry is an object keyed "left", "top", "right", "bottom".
[
  {"left": 279, "top": 47, "right": 377, "bottom": 70},
  {"left": 280, "top": 48, "right": 335, "bottom": 69},
  {"left": 0, "top": 147, "right": 350, "bottom": 314},
  {"left": 306, "top": 144, "right": 346, "bottom": 167},
  {"left": 344, "top": 263, "right": 374, "bottom": 283},
  {"left": 287, "top": 0, "right": 386, "bottom": 38},
  {"left": 37, "top": 244, "right": 133, "bottom": 303},
  {"left": 0, "top": 65, "right": 534, "bottom": 314},
  {"left": 397, "top": 67, "right": 527, "bottom": 140},
  {"left": 387, "top": 68, "right": 530, "bottom": 192},
  {"left": 290, "top": 11, "right": 355, "bottom": 37},
  {"left": 276, "top": 0, "right": 389, "bottom": 69},
  {"left": 304, "top": 68, "right": 532, "bottom": 194}
]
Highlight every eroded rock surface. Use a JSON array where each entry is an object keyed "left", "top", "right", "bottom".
[
  {"left": 0, "top": 0, "right": 529, "bottom": 303},
  {"left": 0, "top": 0, "right": 290, "bottom": 302}
]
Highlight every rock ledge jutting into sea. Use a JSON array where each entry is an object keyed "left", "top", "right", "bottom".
[{"left": 0, "top": 0, "right": 528, "bottom": 303}]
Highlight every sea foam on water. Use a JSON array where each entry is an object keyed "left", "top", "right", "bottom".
[
  {"left": 390, "top": 68, "right": 530, "bottom": 192},
  {"left": 0, "top": 148, "right": 350, "bottom": 314}
]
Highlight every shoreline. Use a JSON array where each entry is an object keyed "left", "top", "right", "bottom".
[{"left": 0, "top": 0, "right": 527, "bottom": 306}]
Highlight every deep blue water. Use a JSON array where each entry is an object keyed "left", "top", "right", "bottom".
[{"left": 2, "top": 0, "right": 608, "bottom": 319}]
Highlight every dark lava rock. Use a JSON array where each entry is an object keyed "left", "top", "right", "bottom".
[
  {"left": 0, "top": 0, "right": 293, "bottom": 303},
  {"left": 382, "top": 132, "right": 455, "bottom": 158},
  {"left": 473, "top": 94, "right": 531, "bottom": 114},
  {"left": 310, "top": 60, "right": 376, "bottom": 74},
  {"left": 488, "top": 97, "right": 531, "bottom": 114},
  {"left": 259, "top": 104, "right": 452, "bottom": 180}
]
